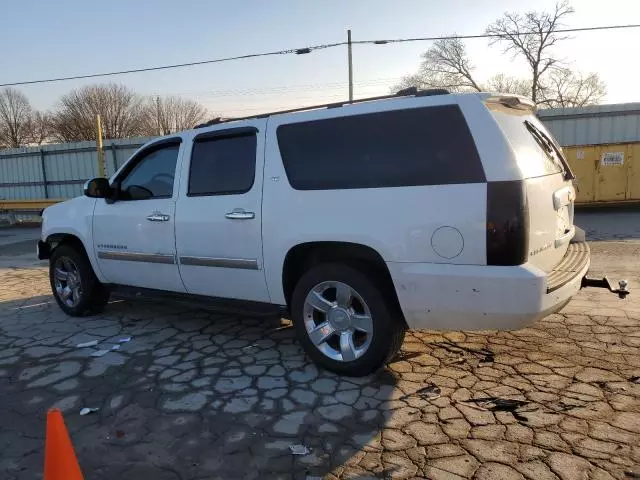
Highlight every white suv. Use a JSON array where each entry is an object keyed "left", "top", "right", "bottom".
[{"left": 39, "top": 89, "right": 593, "bottom": 376}]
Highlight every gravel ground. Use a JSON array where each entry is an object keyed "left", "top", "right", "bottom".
[{"left": 0, "top": 211, "right": 638, "bottom": 480}]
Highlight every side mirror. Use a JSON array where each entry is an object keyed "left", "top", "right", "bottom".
[{"left": 84, "top": 177, "right": 112, "bottom": 198}]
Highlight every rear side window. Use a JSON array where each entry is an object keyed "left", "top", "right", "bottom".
[
  {"left": 276, "top": 105, "right": 485, "bottom": 190},
  {"left": 188, "top": 133, "right": 257, "bottom": 196},
  {"left": 488, "top": 104, "right": 564, "bottom": 178}
]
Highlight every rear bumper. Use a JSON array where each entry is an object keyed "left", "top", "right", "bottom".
[
  {"left": 387, "top": 245, "right": 590, "bottom": 331},
  {"left": 546, "top": 242, "right": 590, "bottom": 292}
]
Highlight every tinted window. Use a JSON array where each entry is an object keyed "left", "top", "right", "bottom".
[
  {"left": 276, "top": 105, "right": 484, "bottom": 190},
  {"left": 120, "top": 144, "right": 180, "bottom": 199},
  {"left": 188, "top": 133, "right": 257, "bottom": 196}
]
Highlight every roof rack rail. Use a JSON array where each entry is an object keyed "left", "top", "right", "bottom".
[{"left": 195, "top": 87, "right": 450, "bottom": 128}]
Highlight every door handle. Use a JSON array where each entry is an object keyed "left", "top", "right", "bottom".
[
  {"left": 225, "top": 209, "right": 255, "bottom": 220},
  {"left": 146, "top": 213, "right": 170, "bottom": 222}
]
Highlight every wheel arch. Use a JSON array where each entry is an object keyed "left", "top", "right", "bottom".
[
  {"left": 281, "top": 241, "right": 404, "bottom": 323},
  {"left": 46, "top": 233, "right": 88, "bottom": 256},
  {"left": 44, "top": 231, "right": 106, "bottom": 283}
]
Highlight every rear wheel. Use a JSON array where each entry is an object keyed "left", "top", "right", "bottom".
[
  {"left": 291, "top": 263, "right": 405, "bottom": 376},
  {"left": 49, "top": 244, "right": 110, "bottom": 316}
]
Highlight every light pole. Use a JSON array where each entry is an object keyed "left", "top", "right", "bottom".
[{"left": 347, "top": 29, "right": 353, "bottom": 102}]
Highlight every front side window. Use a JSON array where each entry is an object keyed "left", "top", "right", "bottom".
[
  {"left": 119, "top": 143, "right": 180, "bottom": 200},
  {"left": 188, "top": 132, "right": 257, "bottom": 196}
]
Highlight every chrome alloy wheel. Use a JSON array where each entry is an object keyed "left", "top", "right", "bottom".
[
  {"left": 302, "top": 281, "right": 374, "bottom": 362},
  {"left": 53, "top": 257, "right": 83, "bottom": 308}
]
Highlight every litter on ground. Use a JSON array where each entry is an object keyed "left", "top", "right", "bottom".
[
  {"left": 91, "top": 349, "right": 110, "bottom": 357},
  {"left": 79, "top": 407, "right": 99, "bottom": 416},
  {"left": 415, "top": 383, "right": 441, "bottom": 400},
  {"left": 289, "top": 444, "right": 311, "bottom": 455}
]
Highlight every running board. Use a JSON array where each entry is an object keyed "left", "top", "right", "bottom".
[{"left": 581, "top": 276, "right": 630, "bottom": 299}]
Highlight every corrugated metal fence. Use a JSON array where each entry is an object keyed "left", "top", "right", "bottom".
[
  {"left": 538, "top": 103, "right": 640, "bottom": 147},
  {"left": 0, "top": 137, "right": 154, "bottom": 201}
]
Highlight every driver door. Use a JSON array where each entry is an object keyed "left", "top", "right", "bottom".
[{"left": 92, "top": 138, "right": 186, "bottom": 292}]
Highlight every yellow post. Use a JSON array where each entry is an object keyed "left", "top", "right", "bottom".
[{"left": 96, "top": 114, "right": 106, "bottom": 178}]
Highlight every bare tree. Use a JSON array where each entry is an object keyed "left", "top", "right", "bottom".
[
  {"left": 396, "top": 2, "right": 606, "bottom": 109},
  {"left": 538, "top": 68, "right": 606, "bottom": 108},
  {"left": 395, "top": 40, "right": 531, "bottom": 96},
  {"left": 396, "top": 38, "right": 482, "bottom": 93},
  {"left": 51, "top": 84, "right": 145, "bottom": 142},
  {"left": 486, "top": 0, "right": 573, "bottom": 103},
  {"left": 30, "top": 111, "right": 53, "bottom": 145},
  {"left": 141, "top": 96, "right": 209, "bottom": 136},
  {"left": 0, "top": 87, "right": 34, "bottom": 148},
  {"left": 485, "top": 74, "right": 532, "bottom": 97}
]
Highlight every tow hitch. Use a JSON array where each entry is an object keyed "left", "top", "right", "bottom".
[{"left": 581, "top": 276, "right": 630, "bottom": 299}]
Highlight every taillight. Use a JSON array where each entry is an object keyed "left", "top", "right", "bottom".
[{"left": 486, "top": 181, "right": 529, "bottom": 266}]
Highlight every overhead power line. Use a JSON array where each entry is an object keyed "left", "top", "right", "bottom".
[
  {"left": 0, "top": 42, "right": 344, "bottom": 88},
  {"left": 352, "top": 23, "right": 640, "bottom": 45},
  {"left": 2, "top": 23, "right": 639, "bottom": 87}
]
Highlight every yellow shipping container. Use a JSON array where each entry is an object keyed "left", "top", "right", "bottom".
[{"left": 563, "top": 143, "right": 640, "bottom": 205}]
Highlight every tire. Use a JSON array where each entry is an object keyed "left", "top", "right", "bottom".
[
  {"left": 291, "top": 263, "right": 405, "bottom": 376},
  {"left": 49, "top": 244, "right": 110, "bottom": 317}
]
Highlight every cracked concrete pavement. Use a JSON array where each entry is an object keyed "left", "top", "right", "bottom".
[{"left": 0, "top": 211, "right": 639, "bottom": 480}]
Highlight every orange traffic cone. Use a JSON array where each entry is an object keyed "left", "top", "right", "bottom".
[{"left": 44, "top": 408, "right": 84, "bottom": 480}]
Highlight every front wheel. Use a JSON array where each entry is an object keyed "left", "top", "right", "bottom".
[
  {"left": 49, "top": 244, "right": 110, "bottom": 316},
  {"left": 291, "top": 263, "right": 405, "bottom": 376}
]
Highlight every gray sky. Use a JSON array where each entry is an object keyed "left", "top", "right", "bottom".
[{"left": 2, "top": 0, "right": 640, "bottom": 116}]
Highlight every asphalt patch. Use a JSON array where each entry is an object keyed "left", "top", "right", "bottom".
[{"left": 0, "top": 239, "right": 37, "bottom": 257}]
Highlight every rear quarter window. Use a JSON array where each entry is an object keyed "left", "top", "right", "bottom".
[{"left": 276, "top": 105, "right": 485, "bottom": 190}]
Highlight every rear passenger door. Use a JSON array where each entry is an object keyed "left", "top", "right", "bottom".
[
  {"left": 175, "top": 120, "right": 270, "bottom": 302},
  {"left": 261, "top": 101, "right": 488, "bottom": 305}
]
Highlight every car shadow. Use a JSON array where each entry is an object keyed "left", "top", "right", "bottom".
[{"left": 0, "top": 292, "right": 401, "bottom": 479}]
